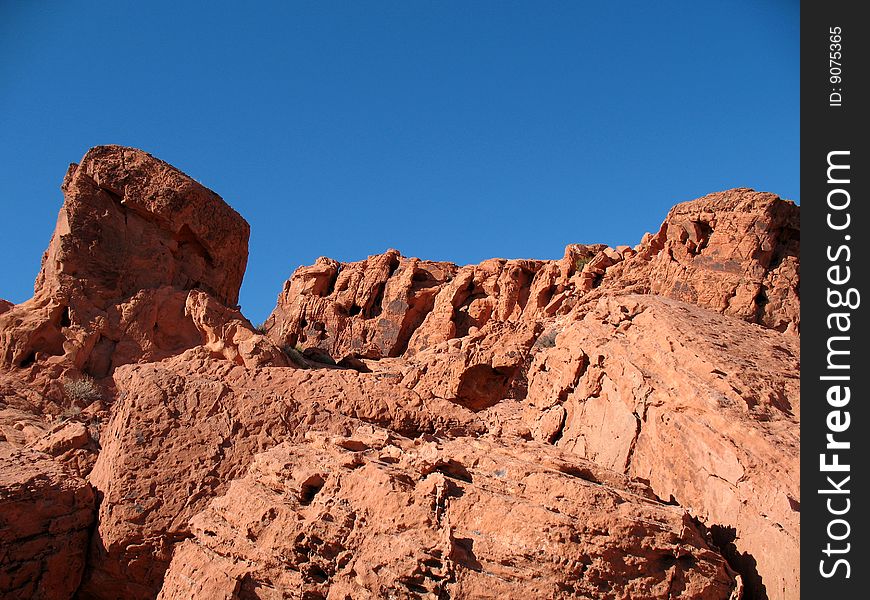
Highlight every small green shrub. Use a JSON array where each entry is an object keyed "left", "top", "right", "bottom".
[
  {"left": 535, "top": 329, "right": 558, "bottom": 349},
  {"left": 281, "top": 344, "right": 310, "bottom": 368},
  {"left": 62, "top": 375, "right": 102, "bottom": 404},
  {"left": 574, "top": 256, "right": 592, "bottom": 272},
  {"left": 253, "top": 321, "right": 268, "bottom": 334}
]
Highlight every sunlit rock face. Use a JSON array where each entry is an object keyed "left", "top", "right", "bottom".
[{"left": 0, "top": 146, "right": 798, "bottom": 600}]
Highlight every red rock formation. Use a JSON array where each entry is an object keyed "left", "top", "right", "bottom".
[
  {"left": 603, "top": 189, "right": 800, "bottom": 333},
  {"left": 266, "top": 190, "right": 799, "bottom": 368},
  {"left": 266, "top": 250, "right": 458, "bottom": 361},
  {"left": 79, "top": 349, "right": 478, "bottom": 599},
  {"left": 30, "top": 421, "right": 101, "bottom": 477},
  {"left": 0, "top": 447, "right": 95, "bottom": 600},
  {"left": 266, "top": 249, "right": 600, "bottom": 364},
  {"left": 0, "top": 405, "right": 48, "bottom": 447},
  {"left": 158, "top": 429, "right": 737, "bottom": 600},
  {"left": 0, "top": 145, "right": 250, "bottom": 388},
  {"left": 184, "top": 290, "right": 290, "bottom": 369},
  {"left": 524, "top": 295, "right": 799, "bottom": 599},
  {"left": 0, "top": 147, "right": 799, "bottom": 600}
]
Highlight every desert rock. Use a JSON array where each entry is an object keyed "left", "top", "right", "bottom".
[
  {"left": 0, "top": 447, "right": 95, "bottom": 600},
  {"left": 79, "top": 350, "right": 477, "bottom": 599},
  {"left": 525, "top": 295, "right": 799, "bottom": 599},
  {"left": 603, "top": 189, "right": 799, "bottom": 333},
  {"left": 0, "top": 148, "right": 799, "bottom": 600},
  {"left": 30, "top": 420, "right": 100, "bottom": 477},
  {"left": 158, "top": 429, "right": 738, "bottom": 600},
  {"left": 0, "top": 145, "right": 250, "bottom": 388}
]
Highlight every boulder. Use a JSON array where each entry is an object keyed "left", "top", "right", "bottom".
[
  {"left": 604, "top": 189, "right": 799, "bottom": 333},
  {"left": 158, "top": 429, "right": 738, "bottom": 600},
  {"left": 0, "top": 145, "right": 250, "bottom": 381},
  {"left": 0, "top": 447, "right": 95, "bottom": 600},
  {"left": 79, "top": 351, "right": 476, "bottom": 599},
  {"left": 30, "top": 420, "right": 100, "bottom": 477},
  {"left": 525, "top": 295, "right": 799, "bottom": 600}
]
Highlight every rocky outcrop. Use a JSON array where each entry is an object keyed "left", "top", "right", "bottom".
[
  {"left": 524, "top": 295, "right": 799, "bottom": 599},
  {"left": 184, "top": 291, "right": 290, "bottom": 369},
  {"left": 40, "top": 145, "right": 248, "bottom": 307},
  {"left": 30, "top": 420, "right": 101, "bottom": 477},
  {"left": 0, "top": 406, "right": 48, "bottom": 448},
  {"left": 266, "top": 190, "right": 799, "bottom": 372},
  {"left": 266, "top": 248, "right": 604, "bottom": 364},
  {"left": 263, "top": 189, "right": 798, "bottom": 433},
  {"left": 0, "top": 447, "right": 95, "bottom": 599},
  {"left": 79, "top": 350, "right": 477, "bottom": 600},
  {"left": 0, "top": 145, "right": 250, "bottom": 389},
  {"left": 158, "top": 428, "right": 737, "bottom": 600},
  {"left": 603, "top": 189, "right": 799, "bottom": 333},
  {"left": 0, "top": 147, "right": 799, "bottom": 600},
  {"left": 266, "top": 250, "right": 458, "bottom": 361}
]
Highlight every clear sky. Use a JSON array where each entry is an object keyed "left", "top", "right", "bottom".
[{"left": 0, "top": 1, "right": 799, "bottom": 323}]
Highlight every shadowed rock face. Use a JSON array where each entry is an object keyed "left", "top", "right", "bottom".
[
  {"left": 0, "top": 447, "right": 95, "bottom": 600},
  {"left": 0, "top": 147, "right": 799, "bottom": 600}
]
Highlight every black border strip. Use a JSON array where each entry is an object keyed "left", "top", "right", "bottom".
[{"left": 802, "top": 1, "right": 869, "bottom": 597}]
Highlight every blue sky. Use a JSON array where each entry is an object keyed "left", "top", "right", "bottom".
[{"left": 0, "top": 1, "right": 798, "bottom": 323}]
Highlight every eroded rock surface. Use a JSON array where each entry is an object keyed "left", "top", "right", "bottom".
[
  {"left": 158, "top": 428, "right": 737, "bottom": 600},
  {"left": 30, "top": 420, "right": 101, "bottom": 477},
  {"left": 524, "top": 295, "right": 799, "bottom": 599},
  {"left": 0, "top": 148, "right": 798, "bottom": 600},
  {"left": 0, "top": 145, "right": 250, "bottom": 394},
  {"left": 603, "top": 189, "right": 800, "bottom": 333},
  {"left": 0, "top": 447, "right": 95, "bottom": 600},
  {"left": 79, "top": 350, "right": 476, "bottom": 599}
]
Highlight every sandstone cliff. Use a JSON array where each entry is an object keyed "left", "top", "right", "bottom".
[{"left": 0, "top": 146, "right": 798, "bottom": 600}]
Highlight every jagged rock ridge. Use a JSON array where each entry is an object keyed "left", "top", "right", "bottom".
[{"left": 0, "top": 146, "right": 798, "bottom": 600}]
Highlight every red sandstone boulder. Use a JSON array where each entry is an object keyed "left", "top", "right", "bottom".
[
  {"left": 0, "top": 406, "right": 48, "bottom": 448},
  {"left": 604, "top": 189, "right": 799, "bottom": 333},
  {"left": 158, "top": 429, "right": 738, "bottom": 600},
  {"left": 184, "top": 290, "right": 289, "bottom": 369},
  {"left": 525, "top": 295, "right": 799, "bottom": 600},
  {"left": 30, "top": 420, "right": 100, "bottom": 477},
  {"left": 0, "top": 145, "right": 250, "bottom": 383},
  {"left": 79, "top": 351, "right": 477, "bottom": 600},
  {"left": 265, "top": 249, "right": 596, "bottom": 364},
  {"left": 40, "top": 145, "right": 248, "bottom": 307},
  {"left": 0, "top": 446, "right": 95, "bottom": 600}
]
